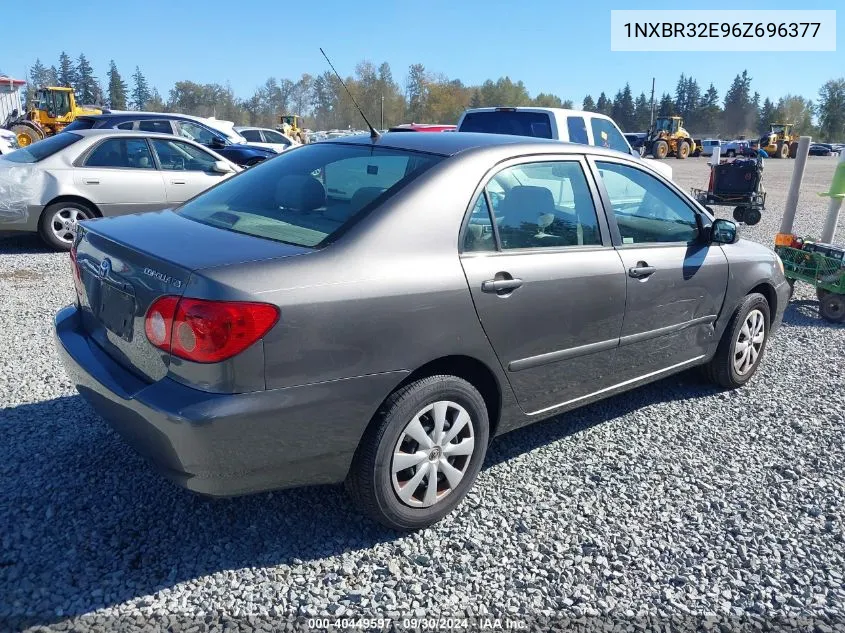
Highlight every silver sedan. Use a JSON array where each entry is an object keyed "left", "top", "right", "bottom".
[{"left": 0, "top": 129, "right": 240, "bottom": 250}]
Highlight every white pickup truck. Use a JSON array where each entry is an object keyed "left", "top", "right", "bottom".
[{"left": 456, "top": 107, "right": 673, "bottom": 181}]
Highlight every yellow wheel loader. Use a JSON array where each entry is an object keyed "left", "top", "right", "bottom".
[
  {"left": 4, "top": 87, "right": 103, "bottom": 147},
  {"left": 759, "top": 123, "right": 799, "bottom": 159},
  {"left": 647, "top": 116, "right": 696, "bottom": 160}
]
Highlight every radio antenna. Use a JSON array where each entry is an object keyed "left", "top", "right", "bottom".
[{"left": 320, "top": 48, "right": 380, "bottom": 140}]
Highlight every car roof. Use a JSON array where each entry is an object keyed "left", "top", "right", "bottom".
[
  {"left": 461, "top": 107, "right": 615, "bottom": 120},
  {"left": 68, "top": 129, "right": 186, "bottom": 139},
  {"left": 325, "top": 131, "right": 629, "bottom": 159}
]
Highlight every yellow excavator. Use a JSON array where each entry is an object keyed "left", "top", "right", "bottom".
[
  {"left": 647, "top": 115, "right": 696, "bottom": 159},
  {"left": 3, "top": 86, "right": 103, "bottom": 147},
  {"left": 759, "top": 123, "right": 799, "bottom": 159}
]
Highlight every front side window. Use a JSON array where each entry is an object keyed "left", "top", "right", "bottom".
[
  {"left": 596, "top": 161, "right": 699, "bottom": 244},
  {"left": 566, "top": 117, "right": 589, "bottom": 145},
  {"left": 176, "top": 121, "right": 221, "bottom": 146},
  {"left": 2, "top": 133, "right": 82, "bottom": 163},
  {"left": 178, "top": 143, "right": 441, "bottom": 247},
  {"left": 263, "top": 130, "right": 291, "bottom": 145},
  {"left": 590, "top": 118, "right": 630, "bottom": 153},
  {"left": 151, "top": 139, "right": 218, "bottom": 171},
  {"left": 473, "top": 161, "right": 602, "bottom": 250},
  {"left": 84, "top": 138, "right": 155, "bottom": 169}
]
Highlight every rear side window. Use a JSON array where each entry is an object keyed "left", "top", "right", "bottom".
[
  {"left": 459, "top": 111, "right": 553, "bottom": 139},
  {"left": 2, "top": 133, "right": 82, "bottom": 163},
  {"left": 240, "top": 129, "right": 263, "bottom": 142},
  {"left": 566, "top": 116, "right": 589, "bottom": 144},
  {"left": 590, "top": 118, "right": 630, "bottom": 154},
  {"left": 63, "top": 118, "right": 96, "bottom": 131},
  {"left": 178, "top": 144, "right": 442, "bottom": 247},
  {"left": 138, "top": 120, "right": 173, "bottom": 134},
  {"left": 84, "top": 138, "right": 155, "bottom": 169}
]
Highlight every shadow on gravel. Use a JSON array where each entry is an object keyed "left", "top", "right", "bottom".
[
  {"left": 1, "top": 371, "right": 721, "bottom": 628},
  {"left": 782, "top": 299, "right": 845, "bottom": 329},
  {"left": 0, "top": 232, "right": 54, "bottom": 255}
]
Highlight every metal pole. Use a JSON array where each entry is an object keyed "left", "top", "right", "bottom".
[
  {"left": 381, "top": 94, "right": 384, "bottom": 130},
  {"left": 649, "top": 78, "right": 655, "bottom": 128},
  {"left": 779, "top": 136, "right": 812, "bottom": 235},
  {"left": 820, "top": 149, "right": 845, "bottom": 243}
]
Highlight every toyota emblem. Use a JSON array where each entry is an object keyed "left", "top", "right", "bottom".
[{"left": 100, "top": 258, "right": 111, "bottom": 277}]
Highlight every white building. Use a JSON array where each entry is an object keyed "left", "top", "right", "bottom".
[{"left": 0, "top": 76, "right": 26, "bottom": 122}]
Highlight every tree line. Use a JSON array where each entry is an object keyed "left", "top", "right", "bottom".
[{"left": 21, "top": 54, "right": 845, "bottom": 141}]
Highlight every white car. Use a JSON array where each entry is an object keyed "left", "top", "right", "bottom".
[
  {"left": 0, "top": 129, "right": 240, "bottom": 250},
  {"left": 234, "top": 126, "right": 298, "bottom": 153},
  {"left": 0, "top": 128, "right": 19, "bottom": 155},
  {"left": 456, "top": 107, "right": 674, "bottom": 181}
]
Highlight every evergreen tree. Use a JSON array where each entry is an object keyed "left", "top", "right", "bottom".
[
  {"left": 582, "top": 95, "right": 596, "bottom": 112},
  {"left": 657, "top": 92, "right": 674, "bottom": 117},
  {"left": 47, "top": 66, "right": 59, "bottom": 86},
  {"left": 722, "top": 70, "right": 753, "bottom": 136},
  {"left": 634, "top": 92, "right": 651, "bottom": 131},
  {"left": 107, "top": 60, "right": 128, "bottom": 110},
  {"left": 595, "top": 92, "right": 611, "bottom": 116},
  {"left": 58, "top": 52, "right": 76, "bottom": 89},
  {"left": 817, "top": 79, "right": 845, "bottom": 141},
  {"left": 28, "top": 59, "right": 49, "bottom": 88},
  {"left": 76, "top": 54, "right": 100, "bottom": 104},
  {"left": 758, "top": 98, "right": 777, "bottom": 135},
  {"left": 611, "top": 84, "right": 635, "bottom": 130},
  {"left": 131, "top": 66, "right": 152, "bottom": 110},
  {"left": 698, "top": 83, "right": 721, "bottom": 134}
]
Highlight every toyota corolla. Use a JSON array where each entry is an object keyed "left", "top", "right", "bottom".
[{"left": 55, "top": 132, "right": 790, "bottom": 530}]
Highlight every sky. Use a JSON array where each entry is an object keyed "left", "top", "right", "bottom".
[{"left": 2, "top": 0, "right": 842, "bottom": 108}]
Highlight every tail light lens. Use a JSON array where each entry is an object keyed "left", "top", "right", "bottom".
[{"left": 145, "top": 296, "right": 279, "bottom": 363}]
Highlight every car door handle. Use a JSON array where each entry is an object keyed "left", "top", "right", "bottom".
[
  {"left": 84, "top": 179, "right": 99, "bottom": 184},
  {"left": 628, "top": 264, "right": 657, "bottom": 278},
  {"left": 482, "top": 278, "right": 524, "bottom": 293},
  {"left": 171, "top": 180, "right": 187, "bottom": 185}
]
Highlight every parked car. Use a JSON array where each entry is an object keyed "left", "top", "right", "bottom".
[
  {"left": 809, "top": 143, "right": 835, "bottom": 156},
  {"left": 0, "top": 127, "right": 19, "bottom": 154},
  {"left": 56, "top": 132, "right": 790, "bottom": 530},
  {"left": 624, "top": 132, "right": 648, "bottom": 156},
  {"left": 388, "top": 124, "right": 457, "bottom": 132},
  {"left": 456, "top": 107, "right": 673, "bottom": 181},
  {"left": 699, "top": 139, "right": 721, "bottom": 157},
  {"left": 64, "top": 113, "right": 277, "bottom": 167},
  {"left": 0, "top": 129, "right": 240, "bottom": 249},
  {"left": 234, "top": 126, "right": 298, "bottom": 153},
  {"left": 721, "top": 140, "right": 750, "bottom": 158}
]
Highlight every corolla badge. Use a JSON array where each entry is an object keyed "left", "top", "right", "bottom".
[
  {"left": 143, "top": 267, "right": 183, "bottom": 288},
  {"left": 99, "top": 258, "right": 111, "bottom": 277}
]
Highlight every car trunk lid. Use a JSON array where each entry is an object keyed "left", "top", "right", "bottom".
[{"left": 72, "top": 210, "right": 311, "bottom": 382}]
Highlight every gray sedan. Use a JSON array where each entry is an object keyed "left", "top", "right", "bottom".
[
  {"left": 55, "top": 132, "right": 791, "bottom": 530},
  {"left": 0, "top": 129, "right": 240, "bottom": 250}
]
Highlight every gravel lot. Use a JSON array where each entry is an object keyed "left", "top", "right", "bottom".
[{"left": 1, "top": 156, "right": 844, "bottom": 632}]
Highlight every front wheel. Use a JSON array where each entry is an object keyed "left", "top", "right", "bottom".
[
  {"left": 819, "top": 291, "right": 845, "bottom": 323},
  {"left": 652, "top": 140, "right": 669, "bottom": 159},
  {"left": 676, "top": 141, "right": 690, "bottom": 159},
  {"left": 38, "top": 201, "right": 96, "bottom": 251},
  {"left": 704, "top": 293, "right": 771, "bottom": 389},
  {"left": 346, "top": 375, "right": 489, "bottom": 530}
]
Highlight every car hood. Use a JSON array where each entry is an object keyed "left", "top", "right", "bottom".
[{"left": 227, "top": 143, "right": 276, "bottom": 155}]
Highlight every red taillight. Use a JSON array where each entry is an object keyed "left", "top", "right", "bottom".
[{"left": 145, "top": 296, "right": 279, "bottom": 363}]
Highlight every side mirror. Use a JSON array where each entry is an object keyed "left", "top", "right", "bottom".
[
  {"left": 710, "top": 218, "right": 739, "bottom": 244},
  {"left": 212, "top": 160, "right": 234, "bottom": 174},
  {"left": 210, "top": 136, "right": 226, "bottom": 148}
]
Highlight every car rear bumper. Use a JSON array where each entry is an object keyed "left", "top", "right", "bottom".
[
  {"left": 772, "top": 278, "right": 791, "bottom": 335},
  {"left": 54, "top": 305, "right": 406, "bottom": 497}
]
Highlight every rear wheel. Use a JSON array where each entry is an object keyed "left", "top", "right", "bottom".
[
  {"left": 38, "top": 201, "right": 96, "bottom": 251},
  {"left": 743, "top": 208, "right": 762, "bottom": 226},
  {"left": 676, "top": 141, "right": 690, "bottom": 159},
  {"left": 652, "top": 140, "right": 669, "bottom": 159},
  {"left": 705, "top": 293, "right": 770, "bottom": 389},
  {"left": 733, "top": 206, "right": 747, "bottom": 223},
  {"left": 346, "top": 375, "right": 489, "bottom": 530},
  {"left": 819, "top": 292, "right": 845, "bottom": 323},
  {"left": 777, "top": 142, "right": 789, "bottom": 159}
]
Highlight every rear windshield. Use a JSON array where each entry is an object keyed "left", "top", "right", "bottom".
[
  {"left": 459, "top": 111, "right": 553, "bottom": 139},
  {"left": 178, "top": 143, "right": 442, "bottom": 247},
  {"left": 2, "top": 133, "right": 82, "bottom": 163},
  {"left": 63, "top": 118, "right": 97, "bottom": 131}
]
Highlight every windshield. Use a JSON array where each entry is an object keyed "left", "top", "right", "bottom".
[
  {"left": 459, "top": 111, "right": 553, "bottom": 139},
  {"left": 64, "top": 118, "right": 97, "bottom": 131},
  {"left": 1, "top": 133, "right": 82, "bottom": 163},
  {"left": 178, "top": 143, "right": 442, "bottom": 247}
]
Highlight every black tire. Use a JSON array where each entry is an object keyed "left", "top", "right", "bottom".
[
  {"left": 704, "top": 293, "right": 771, "bottom": 389},
  {"left": 819, "top": 292, "right": 845, "bottom": 323},
  {"left": 816, "top": 287, "right": 829, "bottom": 302},
  {"left": 11, "top": 123, "right": 44, "bottom": 148},
  {"left": 346, "top": 375, "right": 490, "bottom": 531},
  {"left": 733, "top": 206, "right": 747, "bottom": 223},
  {"left": 653, "top": 140, "right": 669, "bottom": 159},
  {"left": 676, "top": 141, "right": 690, "bottom": 159},
  {"left": 777, "top": 142, "right": 789, "bottom": 159},
  {"left": 744, "top": 208, "right": 762, "bottom": 226},
  {"left": 38, "top": 200, "right": 96, "bottom": 251}
]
